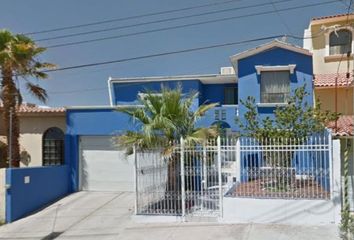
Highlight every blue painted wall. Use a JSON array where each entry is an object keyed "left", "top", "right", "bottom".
[
  {"left": 237, "top": 47, "right": 313, "bottom": 127},
  {"left": 200, "top": 84, "right": 237, "bottom": 105},
  {"left": 113, "top": 80, "right": 201, "bottom": 105},
  {"left": 6, "top": 166, "right": 70, "bottom": 222},
  {"left": 113, "top": 80, "right": 238, "bottom": 106}
]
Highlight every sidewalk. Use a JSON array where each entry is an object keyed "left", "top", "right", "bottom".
[{"left": 0, "top": 192, "right": 340, "bottom": 240}]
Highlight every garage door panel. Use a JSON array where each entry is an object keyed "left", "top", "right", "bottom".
[{"left": 80, "top": 136, "right": 134, "bottom": 192}]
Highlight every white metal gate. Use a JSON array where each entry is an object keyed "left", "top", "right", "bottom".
[
  {"left": 135, "top": 138, "right": 225, "bottom": 218},
  {"left": 135, "top": 134, "right": 333, "bottom": 219}
]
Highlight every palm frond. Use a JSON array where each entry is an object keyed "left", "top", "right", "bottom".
[
  {"left": 194, "top": 102, "right": 219, "bottom": 119},
  {"left": 116, "top": 106, "right": 151, "bottom": 124},
  {"left": 26, "top": 83, "right": 47, "bottom": 103}
]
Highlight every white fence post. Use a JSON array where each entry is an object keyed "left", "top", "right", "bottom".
[
  {"left": 235, "top": 138, "right": 241, "bottom": 184},
  {"left": 328, "top": 133, "right": 333, "bottom": 200},
  {"left": 180, "top": 137, "right": 186, "bottom": 220},
  {"left": 133, "top": 145, "right": 138, "bottom": 215},
  {"left": 332, "top": 139, "right": 342, "bottom": 224},
  {"left": 217, "top": 136, "right": 223, "bottom": 218}
]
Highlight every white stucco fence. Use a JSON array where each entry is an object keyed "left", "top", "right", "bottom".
[
  {"left": 221, "top": 139, "right": 342, "bottom": 225},
  {"left": 0, "top": 169, "right": 6, "bottom": 223}
]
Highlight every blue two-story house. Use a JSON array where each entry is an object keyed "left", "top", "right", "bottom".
[{"left": 65, "top": 40, "right": 313, "bottom": 193}]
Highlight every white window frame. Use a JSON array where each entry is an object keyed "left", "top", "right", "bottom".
[
  {"left": 324, "top": 26, "right": 354, "bottom": 57},
  {"left": 138, "top": 92, "right": 163, "bottom": 99},
  {"left": 255, "top": 66, "right": 294, "bottom": 106},
  {"left": 255, "top": 65, "right": 296, "bottom": 75}
]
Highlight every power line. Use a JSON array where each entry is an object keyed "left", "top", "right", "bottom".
[
  {"left": 35, "top": 0, "right": 296, "bottom": 42},
  {"left": 24, "top": 0, "right": 242, "bottom": 35},
  {"left": 44, "top": 0, "right": 338, "bottom": 49},
  {"left": 268, "top": 0, "right": 294, "bottom": 35},
  {"left": 10, "top": 35, "right": 283, "bottom": 77}
]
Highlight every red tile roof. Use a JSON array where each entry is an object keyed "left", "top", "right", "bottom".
[
  {"left": 312, "top": 13, "right": 354, "bottom": 21},
  {"left": 0, "top": 103, "right": 65, "bottom": 114},
  {"left": 327, "top": 115, "right": 354, "bottom": 136},
  {"left": 314, "top": 73, "right": 354, "bottom": 87}
]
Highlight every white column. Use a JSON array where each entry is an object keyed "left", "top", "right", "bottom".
[
  {"left": 180, "top": 137, "right": 186, "bottom": 220},
  {"left": 217, "top": 136, "right": 223, "bottom": 218},
  {"left": 236, "top": 138, "right": 241, "bottom": 183},
  {"left": 332, "top": 139, "right": 342, "bottom": 225},
  {"left": 133, "top": 145, "right": 138, "bottom": 215}
]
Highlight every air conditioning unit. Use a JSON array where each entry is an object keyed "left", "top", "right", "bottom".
[{"left": 220, "top": 67, "right": 235, "bottom": 75}]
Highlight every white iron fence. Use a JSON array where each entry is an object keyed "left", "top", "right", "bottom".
[
  {"left": 134, "top": 134, "right": 332, "bottom": 218},
  {"left": 232, "top": 135, "right": 331, "bottom": 199}
]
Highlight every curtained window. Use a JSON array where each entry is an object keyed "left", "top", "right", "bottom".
[{"left": 260, "top": 71, "right": 290, "bottom": 103}]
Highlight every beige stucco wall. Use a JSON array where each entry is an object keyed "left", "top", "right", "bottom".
[
  {"left": 0, "top": 113, "right": 65, "bottom": 167},
  {"left": 0, "top": 168, "right": 5, "bottom": 223},
  {"left": 18, "top": 115, "right": 66, "bottom": 167},
  {"left": 309, "top": 20, "right": 354, "bottom": 74},
  {"left": 315, "top": 87, "right": 354, "bottom": 115}
]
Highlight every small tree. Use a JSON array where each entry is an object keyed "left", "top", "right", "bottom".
[
  {"left": 237, "top": 86, "right": 338, "bottom": 191},
  {"left": 238, "top": 85, "right": 338, "bottom": 139}
]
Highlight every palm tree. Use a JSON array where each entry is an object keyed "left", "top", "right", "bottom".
[
  {"left": 116, "top": 86, "right": 219, "bottom": 212},
  {"left": 116, "top": 86, "right": 218, "bottom": 152},
  {"left": 0, "top": 30, "right": 55, "bottom": 167}
]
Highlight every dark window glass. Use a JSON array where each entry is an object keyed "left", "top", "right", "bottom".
[
  {"left": 329, "top": 29, "right": 352, "bottom": 55},
  {"left": 43, "top": 127, "right": 64, "bottom": 166},
  {"left": 224, "top": 87, "right": 237, "bottom": 104}
]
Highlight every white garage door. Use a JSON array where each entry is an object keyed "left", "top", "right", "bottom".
[{"left": 80, "top": 136, "right": 134, "bottom": 192}]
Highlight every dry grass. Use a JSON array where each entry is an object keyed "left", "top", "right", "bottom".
[{"left": 231, "top": 178, "right": 330, "bottom": 199}]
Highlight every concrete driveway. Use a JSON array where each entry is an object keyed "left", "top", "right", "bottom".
[{"left": 0, "top": 192, "right": 340, "bottom": 240}]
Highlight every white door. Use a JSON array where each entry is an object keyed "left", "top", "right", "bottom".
[{"left": 80, "top": 136, "right": 134, "bottom": 192}]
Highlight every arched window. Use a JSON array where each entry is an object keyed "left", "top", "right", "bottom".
[
  {"left": 329, "top": 29, "right": 352, "bottom": 55},
  {"left": 43, "top": 127, "right": 64, "bottom": 166}
]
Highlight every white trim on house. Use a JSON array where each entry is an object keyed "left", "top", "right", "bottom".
[
  {"left": 256, "top": 103, "right": 288, "bottom": 107},
  {"left": 65, "top": 105, "right": 143, "bottom": 110},
  {"left": 255, "top": 64, "right": 296, "bottom": 75},
  {"left": 109, "top": 74, "right": 237, "bottom": 84},
  {"left": 108, "top": 77, "right": 114, "bottom": 106},
  {"left": 221, "top": 104, "right": 239, "bottom": 107},
  {"left": 230, "top": 40, "right": 311, "bottom": 77}
]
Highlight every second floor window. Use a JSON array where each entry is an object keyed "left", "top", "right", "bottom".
[
  {"left": 329, "top": 29, "right": 352, "bottom": 55},
  {"left": 224, "top": 87, "right": 237, "bottom": 105},
  {"left": 260, "top": 71, "right": 290, "bottom": 104}
]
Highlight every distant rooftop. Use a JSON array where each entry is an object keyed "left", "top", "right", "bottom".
[
  {"left": 327, "top": 115, "right": 354, "bottom": 136},
  {"left": 0, "top": 103, "right": 65, "bottom": 114},
  {"left": 314, "top": 73, "right": 354, "bottom": 88},
  {"left": 311, "top": 13, "right": 354, "bottom": 22}
]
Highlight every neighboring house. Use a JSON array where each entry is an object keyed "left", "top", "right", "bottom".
[
  {"left": 0, "top": 103, "right": 66, "bottom": 168},
  {"left": 304, "top": 13, "right": 354, "bottom": 209},
  {"left": 66, "top": 40, "right": 313, "bottom": 193}
]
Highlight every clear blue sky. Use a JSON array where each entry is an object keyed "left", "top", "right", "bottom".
[{"left": 0, "top": 0, "right": 349, "bottom": 107}]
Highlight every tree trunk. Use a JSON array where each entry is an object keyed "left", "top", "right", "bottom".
[
  {"left": 1, "top": 64, "right": 20, "bottom": 167},
  {"left": 166, "top": 154, "right": 181, "bottom": 212}
]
